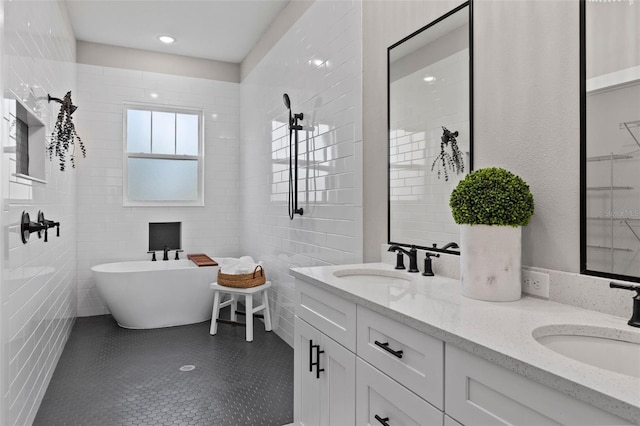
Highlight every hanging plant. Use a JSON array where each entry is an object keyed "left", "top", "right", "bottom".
[
  {"left": 47, "top": 91, "right": 86, "bottom": 171},
  {"left": 431, "top": 126, "right": 464, "bottom": 181}
]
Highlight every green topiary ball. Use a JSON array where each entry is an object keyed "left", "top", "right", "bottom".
[{"left": 449, "top": 167, "right": 534, "bottom": 227}]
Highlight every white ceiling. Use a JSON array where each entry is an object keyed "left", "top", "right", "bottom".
[{"left": 65, "top": 0, "right": 290, "bottom": 64}]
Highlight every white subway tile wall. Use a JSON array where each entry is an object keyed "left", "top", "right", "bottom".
[
  {"left": 240, "top": 0, "right": 363, "bottom": 346},
  {"left": 75, "top": 66, "right": 242, "bottom": 316},
  {"left": 1, "top": 1, "right": 77, "bottom": 425}
]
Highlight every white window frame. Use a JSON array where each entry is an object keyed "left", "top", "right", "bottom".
[{"left": 123, "top": 103, "right": 204, "bottom": 207}]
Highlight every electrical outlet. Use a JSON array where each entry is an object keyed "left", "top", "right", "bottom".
[{"left": 522, "top": 269, "right": 549, "bottom": 299}]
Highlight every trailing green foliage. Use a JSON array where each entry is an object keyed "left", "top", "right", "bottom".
[
  {"left": 449, "top": 167, "right": 534, "bottom": 227},
  {"left": 47, "top": 91, "right": 86, "bottom": 171}
]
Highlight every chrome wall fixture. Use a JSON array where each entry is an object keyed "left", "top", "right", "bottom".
[{"left": 283, "top": 93, "right": 304, "bottom": 220}]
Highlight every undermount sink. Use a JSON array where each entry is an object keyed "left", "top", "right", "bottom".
[
  {"left": 533, "top": 325, "right": 640, "bottom": 378},
  {"left": 332, "top": 268, "right": 415, "bottom": 284}
]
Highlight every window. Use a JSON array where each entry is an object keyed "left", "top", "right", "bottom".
[{"left": 124, "top": 104, "right": 204, "bottom": 206}]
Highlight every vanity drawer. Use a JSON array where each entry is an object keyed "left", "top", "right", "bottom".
[
  {"left": 356, "top": 358, "right": 443, "bottom": 426},
  {"left": 295, "top": 278, "right": 356, "bottom": 351},
  {"left": 445, "top": 344, "right": 633, "bottom": 426},
  {"left": 356, "top": 306, "right": 444, "bottom": 409}
]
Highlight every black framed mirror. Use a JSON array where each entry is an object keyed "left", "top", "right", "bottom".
[
  {"left": 388, "top": 1, "right": 473, "bottom": 254},
  {"left": 580, "top": 0, "right": 640, "bottom": 283}
]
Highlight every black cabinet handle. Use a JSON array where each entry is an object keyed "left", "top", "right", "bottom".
[
  {"left": 374, "top": 340, "right": 403, "bottom": 358},
  {"left": 313, "top": 344, "right": 325, "bottom": 379},
  {"left": 375, "top": 415, "right": 391, "bottom": 426},
  {"left": 309, "top": 340, "right": 325, "bottom": 379}
]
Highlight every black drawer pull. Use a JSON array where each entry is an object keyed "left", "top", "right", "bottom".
[
  {"left": 375, "top": 414, "right": 391, "bottom": 426},
  {"left": 374, "top": 340, "right": 403, "bottom": 358}
]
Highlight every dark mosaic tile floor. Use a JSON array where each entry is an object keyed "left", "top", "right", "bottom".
[{"left": 34, "top": 313, "right": 293, "bottom": 426}]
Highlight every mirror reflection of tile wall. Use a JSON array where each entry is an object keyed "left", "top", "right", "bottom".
[{"left": 389, "top": 9, "right": 470, "bottom": 249}]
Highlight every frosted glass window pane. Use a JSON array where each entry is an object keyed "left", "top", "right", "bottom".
[
  {"left": 128, "top": 158, "right": 198, "bottom": 201},
  {"left": 176, "top": 114, "right": 199, "bottom": 155},
  {"left": 152, "top": 111, "right": 175, "bottom": 154},
  {"left": 127, "top": 110, "right": 151, "bottom": 153}
]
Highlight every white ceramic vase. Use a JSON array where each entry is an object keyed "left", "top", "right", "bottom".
[{"left": 460, "top": 224, "right": 522, "bottom": 302}]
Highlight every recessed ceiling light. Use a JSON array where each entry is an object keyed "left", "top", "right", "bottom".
[
  {"left": 150, "top": 93, "right": 159, "bottom": 99},
  {"left": 423, "top": 75, "right": 436, "bottom": 83},
  {"left": 158, "top": 35, "right": 175, "bottom": 44}
]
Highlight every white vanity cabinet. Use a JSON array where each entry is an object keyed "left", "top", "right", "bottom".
[
  {"left": 294, "top": 278, "right": 445, "bottom": 426},
  {"left": 294, "top": 280, "right": 357, "bottom": 425},
  {"left": 293, "top": 273, "right": 637, "bottom": 426}
]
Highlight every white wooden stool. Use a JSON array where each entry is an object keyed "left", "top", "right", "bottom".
[{"left": 209, "top": 281, "right": 272, "bottom": 342}]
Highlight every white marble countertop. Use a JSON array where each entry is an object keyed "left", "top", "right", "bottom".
[{"left": 290, "top": 262, "right": 640, "bottom": 424}]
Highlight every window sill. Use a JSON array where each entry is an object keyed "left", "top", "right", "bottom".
[
  {"left": 13, "top": 173, "right": 47, "bottom": 184},
  {"left": 123, "top": 200, "right": 204, "bottom": 207}
]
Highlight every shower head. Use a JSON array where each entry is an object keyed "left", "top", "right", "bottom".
[{"left": 283, "top": 93, "right": 291, "bottom": 110}]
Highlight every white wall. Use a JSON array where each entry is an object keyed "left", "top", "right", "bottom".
[
  {"left": 240, "top": 0, "right": 363, "bottom": 346},
  {"left": 1, "top": 1, "right": 77, "bottom": 424},
  {"left": 75, "top": 64, "right": 241, "bottom": 316},
  {"left": 472, "top": 0, "right": 580, "bottom": 272},
  {"left": 240, "top": 0, "right": 313, "bottom": 81}
]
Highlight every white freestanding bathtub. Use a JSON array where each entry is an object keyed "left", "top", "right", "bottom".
[{"left": 91, "top": 259, "right": 218, "bottom": 329}]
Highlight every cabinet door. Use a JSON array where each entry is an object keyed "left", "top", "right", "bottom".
[
  {"left": 294, "top": 316, "right": 356, "bottom": 426},
  {"left": 356, "top": 358, "right": 443, "bottom": 426},
  {"left": 294, "top": 316, "right": 322, "bottom": 426},
  {"left": 319, "top": 330, "right": 356, "bottom": 426}
]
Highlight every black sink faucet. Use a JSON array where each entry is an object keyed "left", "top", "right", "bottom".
[
  {"left": 610, "top": 282, "right": 640, "bottom": 328},
  {"left": 441, "top": 242, "right": 459, "bottom": 251},
  {"left": 163, "top": 245, "right": 170, "bottom": 261},
  {"left": 432, "top": 241, "right": 459, "bottom": 251},
  {"left": 422, "top": 252, "right": 440, "bottom": 276},
  {"left": 388, "top": 245, "right": 419, "bottom": 273}
]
